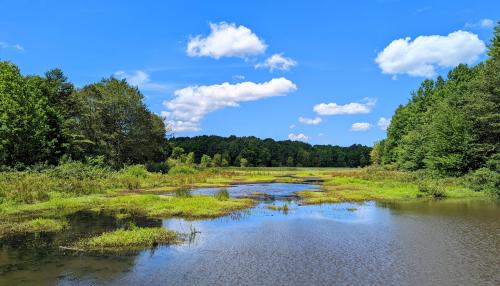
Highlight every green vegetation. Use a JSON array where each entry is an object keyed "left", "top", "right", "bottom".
[
  {"left": 371, "top": 24, "right": 500, "bottom": 198},
  {"left": 0, "top": 218, "right": 68, "bottom": 238},
  {"left": 266, "top": 203, "right": 289, "bottom": 212},
  {"left": 74, "top": 227, "right": 177, "bottom": 252},
  {"left": 169, "top": 135, "right": 371, "bottom": 167},
  {"left": 296, "top": 167, "right": 485, "bottom": 204},
  {"left": 214, "top": 189, "right": 230, "bottom": 201}
]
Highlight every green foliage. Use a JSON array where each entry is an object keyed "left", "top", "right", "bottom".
[
  {"left": 169, "top": 165, "right": 196, "bottom": 175},
  {"left": 379, "top": 25, "right": 500, "bottom": 178},
  {"left": 417, "top": 182, "right": 447, "bottom": 199},
  {"left": 169, "top": 136, "right": 371, "bottom": 167},
  {"left": 466, "top": 168, "right": 500, "bottom": 198},
  {"left": 200, "top": 154, "right": 212, "bottom": 168},
  {"left": 214, "top": 189, "right": 230, "bottom": 201},
  {"left": 239, "top": 157, "right": 249, "bottom": 167},
  {"left": 0, "top": 63, "right": 167, "bottom": 168}
]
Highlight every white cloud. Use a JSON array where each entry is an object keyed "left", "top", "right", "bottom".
[
  {"left": 114, "top": 70, "right": 169, "bottom": 92},
  {"left": 351, "top": 122, "right": 372, "bottom": 132},
  {"left": 377, "top": 117, "right": 391, "bottom": 130},
  {"left": 187, "top": 22, "right": 267, "bottom": 59},
  {"left": 313, "top": 98, "right": 376, "bottom": 116},
  {"left": 289, "top": 124, "right": 296, "bottom": 129},
  {"left": 298, "top": 116, "right": 322, "bottom": 125},
  {"left": 0, "top": 41, "right": 23, "bottom": 51},
  {"left": 375, "top": 30, "right": 486, "bottom": 77},
  {"left": 466, "top": 18, "right": 494, "bottom": 29},
  {"left": 255, "top": 53, "right": 297, "bottom": 71},
  {"left": 288, "top": 133, "right": 309, "bottom": 142},
  {"left": 163, "top": 77, "right": 297, "bottom": 132},
  {"left": 318, "top": 133, "right": 325, "bottom": 137}
]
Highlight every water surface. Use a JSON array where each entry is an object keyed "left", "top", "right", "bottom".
[{"left": 1, "top": 183, "right": 499, "bottom": 286}]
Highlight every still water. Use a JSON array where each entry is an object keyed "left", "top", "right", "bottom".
[{"left": 1, "top": 183, "right": 499, "bottom": 286}]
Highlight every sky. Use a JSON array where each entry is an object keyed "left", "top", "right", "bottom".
[{"left": 0, "top": 0, "right": 498, "bottom": 146}]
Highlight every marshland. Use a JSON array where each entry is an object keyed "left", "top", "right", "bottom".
[{"left": 1, "top": 2, "right": 500, "bottom": 285}]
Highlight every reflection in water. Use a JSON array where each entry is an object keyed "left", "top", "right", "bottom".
[{"left": 1, "top": 184, "right": 499, "bottom": 286}]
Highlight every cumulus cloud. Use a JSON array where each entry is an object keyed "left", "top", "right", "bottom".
[
  {"left": 162, "top": 77, "right": 297, "bottom": 132},
  {"left": 255, "top": 53, "right": 297, "bottom": 71},
  {"left": 378, "top": 117, "right": 391, "bottom": 130},
  {"left": 0, "top": 41, "right": 23, "bottom": 51},
  {"left": 351, "top": 122, "right": 372, "bottom": 132},
  {"left": 288, "top": 133, "right": 309, "bottom": 142},
  {"left": 289, "top": 124, "right": 296, "bottom": 129},
  {"left": 114, "top": 70, "right": 169, "bottom": 92},
  {"left": 187, "top": 22, "right": 267, "bottom": 59},
  {"left": 313, "top": 98, "right": 376, "bottom": 116},
  {"left": 298, "top": 116, "right": 322, "bottom": 125},
  {"left": 466, "top": 18, "right": 495, "bottom": 29},
  {"left": 375, "top": 30, "right": 486, "bottom": 77}
]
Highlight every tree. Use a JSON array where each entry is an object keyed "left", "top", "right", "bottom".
[
  {"left": 0, "top": 62, "right": 52, "bottom": 166},
  {"left": 239, "top": 157, "right": 249, "bottom": 167},
  {"left": 212, "top": 153, "right": 222, "bottom": 167},
  {"left": 200, "top": 154, "right": 212, "bottom": 168},
  {"left": 71, "top": 78, "right": 167, "bottom": 166}
]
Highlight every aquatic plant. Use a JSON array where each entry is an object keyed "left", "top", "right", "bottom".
[{"left": 214, "top": 189, "right": 230, "bottom": 201}]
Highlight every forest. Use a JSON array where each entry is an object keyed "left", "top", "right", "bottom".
[{"left": 169, "top": 136, "right": 371, "bottom": 167}]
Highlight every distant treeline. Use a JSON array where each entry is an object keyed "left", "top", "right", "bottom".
[
  {"left": 168, "top": 135, "right": 371, "bottom": 167},
  {"left": 372, "top": 24, "right": 499, "bottom": 182}
]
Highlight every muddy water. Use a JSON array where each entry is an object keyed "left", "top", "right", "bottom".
[{"left": 1, "top": 183, "right": 499, "bottom": 286}]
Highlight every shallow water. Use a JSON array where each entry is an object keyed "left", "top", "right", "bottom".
[{"left": 1, "top": 183, "right": 499, "bottom": 286}]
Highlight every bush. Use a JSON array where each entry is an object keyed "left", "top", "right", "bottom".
[
  {"left": 214, "top": 189, "right": 230, "bottom": 201},
  {"left": 145, "top": 161, "right": 169, "bottom": 174},
  {"left": 418, "top": 182, "right": 447, "bottom": 199},
  {"left": 466, "top": 168, "right": 500, "bottom": 198},
  {"left": 168, "top": 165, "right": 196, "bottom": 175}
]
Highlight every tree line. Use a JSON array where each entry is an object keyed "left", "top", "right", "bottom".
[
  {"left": 0, "top": 62, "right": 371, "bottom": 169},
  {"left": 0, "top": 63, "right": 168, "bottom": 168},
  {"left": 371, "top": 23, "right": 499, "bottom": 190},
  {"left": 168, "top": 135, "right": 371, "bottom": 167}
]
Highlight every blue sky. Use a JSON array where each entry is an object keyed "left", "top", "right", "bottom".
[{"left": 1, "top": 1, "right": 498, "bottom": 146}]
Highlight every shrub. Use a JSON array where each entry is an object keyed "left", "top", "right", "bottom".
[
  {"left": 418, "top": 182, "right": 447, "bottom": 199},
  {"left": 214, "top": 189, "right": 230, "bottom": 201},
  {"left": 145, "top": 161, "right": 170, "bottom": 174},
  {"left": 122, "top": 165, "right": 149, "bottom": 178},
  {"left": 466, "top": 168, "right": 500, "bottom": 198},
  {"left": 168, "top": 165, "right": 196, "bottom": 175}
]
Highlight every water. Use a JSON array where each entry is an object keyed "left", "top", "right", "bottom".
[{"left": 1, "top": 183, "right": 499, "bottom": 286}]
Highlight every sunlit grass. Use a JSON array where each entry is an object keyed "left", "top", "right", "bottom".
[
  {"left": 74, "top": 227, "right": 177, "bottom": 252},
  {"left": 0, "top": 218, "right": 68, "bottom": 238}
]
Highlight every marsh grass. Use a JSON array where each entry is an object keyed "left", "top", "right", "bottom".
[
  {"left": 0, "top": 218, "right": 68, "bottom": 238},
  {"left": 74, "top": 227, "right": 177, "bottom": 252},
  {"left": 266, "top": 203, "right": 289, "bottom": 212}
]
